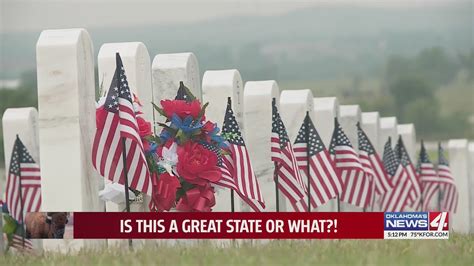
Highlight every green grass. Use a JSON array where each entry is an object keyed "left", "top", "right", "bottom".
[{"left": 1, "top": 235, "right": 473, "bottom": 266}]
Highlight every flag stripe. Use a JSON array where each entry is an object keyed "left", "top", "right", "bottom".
[{"left": 92, "top": 54, "right": 152, "bottom": 196}]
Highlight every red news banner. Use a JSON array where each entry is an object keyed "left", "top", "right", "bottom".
[{"left": 74, "top": 212, "right": 383, "bottom": 239}]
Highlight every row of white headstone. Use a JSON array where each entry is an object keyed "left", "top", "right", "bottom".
[{"left": 1, "top": 28, "right": 473, "bottom": 252}]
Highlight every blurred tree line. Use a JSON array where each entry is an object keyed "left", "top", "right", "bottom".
[
  {"left": 0, "top": 46, "right": 473, "bottom": 166},
  {"left": 358, "top": 47, "right": 473, "bottom": 140},
  {"left": 0, "top": 71, "right": 38, "bottom": 167}
]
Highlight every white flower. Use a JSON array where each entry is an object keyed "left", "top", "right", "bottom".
[
  {"left": 162, "top": 142, "right": 178, "bottom": 165},
  {"left": 158, "top": 142, "right": 178, "bottom": 175}
]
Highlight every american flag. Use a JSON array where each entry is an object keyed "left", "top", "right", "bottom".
[
  {"left": 329, "top": 118, "right": 370, "bottom": 208},
  {"left": 357, "top": 123, "right": 392, "bottom": 205},
  {"left": 380, "top": 138, "right": 411, "bottom": 212},
  {"left": 10, "top": 234, "right": 34, "bottom": 251},
  {"left": 395, "top": 137, "right": 422, "bottom": 210},
  {"left": 438, "top": 143, "right": 458, "bottom": 213},
  {"left": 215, "top": 97, "right": 265, "bottom": 211},
  {"left": 92, "top": 53, "right": 152, "bottom": 195},
  {"left": 5, "top": 136, "right": 41, "bottom": 223},
  {"left": 175, "top": 81, "right": 192, "bottom": 101},
  {"left": 417, "top": 141, "right": 439, "bottom": 211},
  {"left": 271, "top": 98, "right": 307, "bottom": 212},
  {"left": 293, "top": 113, "right": 342, "bottom": 210}
]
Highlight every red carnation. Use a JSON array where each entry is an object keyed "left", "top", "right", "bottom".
[
  {"left": 202, "top": 121, "right": 215, "bottom": 133},
  {"left": 176, "top": 142, "right": 222, "bottom": 186},
  {"left": 150, "top": 172, "right": 181, "bottom": 212},
  {"left": 136, "top": 117, "right": 152, "bottom": 137},
  {"left": 201, "top": 121, "right": 215, "bottom": 142},
  {"left": 160, "top": 99, "right": 202, "bottom": 120}
]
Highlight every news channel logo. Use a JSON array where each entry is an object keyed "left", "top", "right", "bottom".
[{"left": 384, "top": 212, "right": 449, "bottom": 239}]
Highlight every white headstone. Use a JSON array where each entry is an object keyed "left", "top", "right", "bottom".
[
  {"left": 361, "top": 112, "right": 380, "bottom": 211},
  {"left": 360, "top": 112, "right": 380, "bottom": 150},
  {"left": 279, "top": 89, "right": 313, "bottom": 211},
  {"left": 279, "top": 89, "right": 314, "bottom": 141},
  {"left": 36, "top": 28, "right": 105, "bottom": 251},
  {"left": 338, "top": 105, "right": 362, "bottom": 211},
  {"left": 202, "top": 69, "right": 244, "bottom": 130},
  {"left": 98, "top": 42, "right": 153, "bottom": 123},
  {"left": 339, "top": 105, "right": 361, "bottom": 153},
  {"left": 152, "top": 53, "right": 201, "bottom": 104},
  {"left": 468, "top": 142, "right": 474, "bottom": 230},
  {"left": 448, "top": 139, "right": 471, "bottom": 234},
  {"left": 312, "top": 97, "right": 339, "bottom": 212},
  {"left": 379, "top": 117, "right": 398, "bottom": 154},
  {"left": 151, "top": 53, "right": 201, "bottom": 247},
  {"left": 97, "top": 42, "right": 153, "bottom": 247},
  {"left": 243, "top": 81, "right": 282, "bottom": 211},
  {"left": 313, "top": 97, "right": 339, "bottom": 147},
  {"left": 2, "top": 108, "right": 40, "bottom": 178},
  {"left": 2, "top": 108, "right": 40, "bottom": 251},
  {"left": 202, "top": 69, "right": 244, "bottom": 212},
  {"left": 397, "top": 124, "right": 417, "bottom": 161}
]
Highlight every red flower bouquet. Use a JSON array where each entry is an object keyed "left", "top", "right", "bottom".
[{"left": 142, "top": 82, "right": 227, "bottom": 212}]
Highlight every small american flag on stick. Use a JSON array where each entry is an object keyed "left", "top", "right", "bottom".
[
  {"left": 438, "top": 143, "right": 458, "bottom": 213},
  {"left": 10, "top": 234, "right": 34, "bottom": 251},
  {"left": 417, "top": 141, "right": 439, "bottom": 211},
  {"left": 395, "top": 137, "right": 422, "bottom": 210},
  {"left": 357, "top": 123, "right": 392, "bottom": 208},
  {"left": 215, "top": 97, "right": 265, "bottom": 212},
  {"left": 271, "top": 98, "right": 307, "bottom": 212},
  {"left": 5, "top": 136, "right": 41, "bottom": 223},
  {"left": 92, "top": 53, "right": 152, "bottom": 196},
  {"left": 380, "top": 138, "right": 411, "bottom": 212},
  {"left": 293, "top": 112, "right": 342, "bottom": 210},
  {"left": 329, "top": 119, "right": 371, "bottom": 208}
]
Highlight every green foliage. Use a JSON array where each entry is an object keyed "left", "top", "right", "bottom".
[
  {"left": 196, "top": 102, "right": 209, "bottom": 122},
  {"left": 388, "top": 76, "right": 435, "bottom": 115},
  {"left": 152, "top": 102, "right": 167, "bottom": 118},
  {"left": 386, "top": 47, "right": 460, "bottom": 88},
  {"left": 1, "top": 235, "right": 473, "bottom": 265},
  {"left": 402, "top": 98, "right": 441, "bottom": 137},
  {"left": 0, "top": 78, "right": 38, "bottom": 167},
  {"left": 381, "top": 46, "right": 473, "bottom": 140},
  {"left": 414, "top": 47, "right": 459, "bottom": 86},
  {"left": 457, "top": 49, "right": 474, "bottom": 81},
  {"left": 2, "top": 214, "right": 18, "bottom": 235}
]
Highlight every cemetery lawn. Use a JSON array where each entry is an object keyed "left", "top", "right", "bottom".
[{"left": 2, "top": 234, "right": 473, "bottom": 266}]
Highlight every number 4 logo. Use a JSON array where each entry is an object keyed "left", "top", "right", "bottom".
[{"left": 429, "top": 212, "right": 449, "bottom": 231}]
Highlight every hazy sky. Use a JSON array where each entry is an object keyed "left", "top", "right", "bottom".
[{"left": 0, "top": 0, "right": 467, "bottom": 33}]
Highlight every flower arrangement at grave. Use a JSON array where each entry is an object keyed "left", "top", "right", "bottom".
[
  {"left": 94, "top": 57, "right": 228, "bottom": 212},
  {"left": 135, "top": 82, "right": 227, "bottom": 212}
]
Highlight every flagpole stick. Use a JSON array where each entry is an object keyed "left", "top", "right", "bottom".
[
  {"left": 333, "top": 117, "right": 341, "bottom": 213},
  {"left": 437, "top": 142, "right": 442, "bottom": 211},
  {"left": 437, "top": 184, "right": 442, "bottom": 211},
  {"left": 16, "top": 136, "right": 26, "bottom": 248},
  {"left": 336, "top": 195, "right": 340, "bottom": 212},
  {"left": 230, "top": 190, "right": 235, "bottom": 212},
  {"left": 305, "top": 112, "right": 311, "bottom": 212},
  {"left": 419, "top": 160, "right": 424, "bottom": 211},
  {"left": 274, "top": 162, "right": 280, "bottom": 212},
  {"left": 121, "top": 137, "right": 133, "bottom": 249},
  {"left": 370, "top": 179, "right": 376, "bottom": 212},
  {"left": 420, "top": 190, "right": 424, "bottom": 211},
  {"left": 363, "top": 179, "right": 374, "bottom": 213}
]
